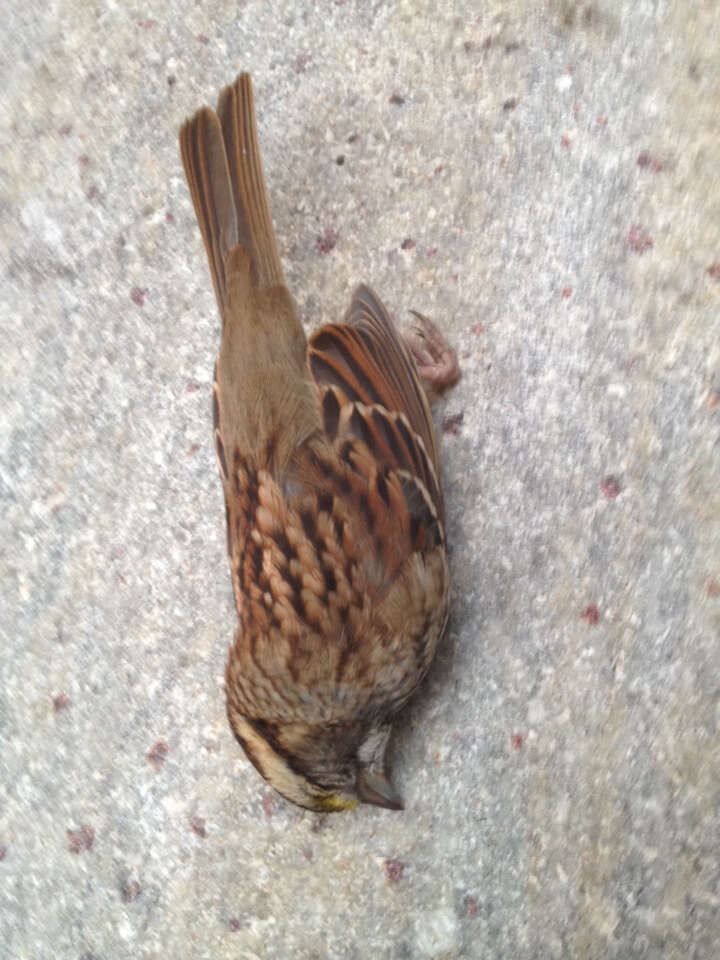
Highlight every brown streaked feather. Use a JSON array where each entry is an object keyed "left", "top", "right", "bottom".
[
  {"left": 225, "top": 453, "right": 448, "bottom": 729},
  {"left": 295, "top": 435, "right": 441, "bottom": 586},
  {"left": 308, "top": 285, "right": 440, "bottom": 479},
  {"left": 317, "top": 389, "right": 442, "bottom": 525}
]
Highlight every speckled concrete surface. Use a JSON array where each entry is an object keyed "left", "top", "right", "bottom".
[{"left": 2, "top": 1, "right": 719, "bottom": 958}]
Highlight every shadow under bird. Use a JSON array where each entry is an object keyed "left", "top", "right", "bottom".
[{"left": 179, "top": 73, "right": 458, "bottom": 812}]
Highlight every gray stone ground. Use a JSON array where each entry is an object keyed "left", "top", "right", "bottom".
[{"left": 1, "top": 1, "right": 719, "bottom": 958}]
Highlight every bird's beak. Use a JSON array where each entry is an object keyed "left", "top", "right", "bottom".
[{"left": 356, "top": 769, "right": 404, "bottom": 810}]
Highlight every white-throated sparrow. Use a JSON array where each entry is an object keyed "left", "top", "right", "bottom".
[{"left": 179, "top": 74, "right": 458, "bottom": 812}]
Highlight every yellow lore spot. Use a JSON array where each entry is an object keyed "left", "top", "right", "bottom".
[{"left": 316, "top": 794, "right": 359, "bottom": 813}]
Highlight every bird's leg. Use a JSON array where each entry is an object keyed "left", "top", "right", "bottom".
[{"left": 406, "top": 310, "right": 460, "bottom": 403}]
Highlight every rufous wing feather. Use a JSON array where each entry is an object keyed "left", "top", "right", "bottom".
[{"left": 307, "top": 284, "right": 443, "bottom": 518}]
